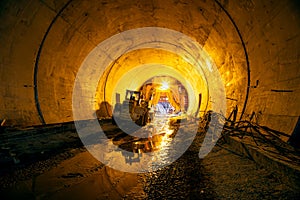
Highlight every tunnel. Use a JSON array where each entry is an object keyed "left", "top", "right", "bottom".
[{"left": 0, "top": 0, "right": 300, "bottom": 199}]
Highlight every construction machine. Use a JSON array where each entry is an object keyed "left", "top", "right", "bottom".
[
  {"left": 112, "top": 83, "right": 181, "bottom": 127},
  {"left": 112, "top": 89, "right": 151, "bottom": 126}
]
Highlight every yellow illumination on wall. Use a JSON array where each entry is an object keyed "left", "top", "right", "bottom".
[
  {"left": 86, "top": 27, "right": 223, "bottom": 122},
  {"left": 95, "top": 48, "right": 209, "bottom": 116}
]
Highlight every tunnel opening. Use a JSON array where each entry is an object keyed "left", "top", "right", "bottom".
[
  {"left": 110, "top": 75, "right": 190, "bottom": 135},
  {"left": 139, "top": 76, "right": 189, "bottom": 120},
  {"left": 94, "top": 45, "right": 213, "bottom": 124}
]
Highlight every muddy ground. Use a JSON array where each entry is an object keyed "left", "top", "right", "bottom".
[{"left": 0, "top": 121, "right": 300, "bottom": 199}]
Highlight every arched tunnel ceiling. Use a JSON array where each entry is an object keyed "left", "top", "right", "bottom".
[
  {"left": 0, "top": 0, "right": 299, "bottom": 140},
  {"left": 96, "top": 48, "right": 209, "bottom": 116},
  {"left": 41, "top": 0, "right": 243, "bottom": 124}
]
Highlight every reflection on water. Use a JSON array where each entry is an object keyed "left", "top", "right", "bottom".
[
  {"left": 85, "top": 112, "right": 196, "bottom": 173},
  {"left": 116, "top": 114, "right": 178, "bottom": 165}
]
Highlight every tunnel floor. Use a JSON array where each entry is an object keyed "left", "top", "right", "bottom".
[{"left": 0, "top": 119, "right": 300, "bottom": 199}]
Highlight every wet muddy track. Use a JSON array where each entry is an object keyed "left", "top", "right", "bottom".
[
  {"left": 1, "top": 121, "right": 300, "bottom": 199},
  {"left": 143, "top": 133, "right": 216, "bottom": 199}
]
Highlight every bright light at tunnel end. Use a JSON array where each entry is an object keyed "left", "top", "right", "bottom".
[
  {"left": 72, "top": 27, "right": 226, "bottom": 173},
  {"left": 160, "top": 81, "right": 170, "bottom": 90}
]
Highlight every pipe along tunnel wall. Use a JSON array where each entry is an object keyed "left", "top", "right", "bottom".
[{"left": 0, "top": 0, "right": 299, "bottom": 144}]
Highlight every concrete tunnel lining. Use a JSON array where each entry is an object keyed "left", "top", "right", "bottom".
[
  {"left": 73, "top": 27, "right": 226, "bottom": 122},
  {"left": 0, "top": 0, "right": 300, "bottom": 198},
  {"left": 32, "top": 0, "right": 248, "bottom": 126},
  {"left": 0, "top": 0, "right": 299, "bottom": 141},
  {"left": 96, "top": 48, "right": 210, "bottom": 117},
  {"left": 107, "top": 64, "right": 200, "bottom": 115}
]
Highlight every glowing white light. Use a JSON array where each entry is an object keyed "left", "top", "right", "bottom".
[{"left": 160, "top": 81, "right": 169, "bottom": 90}]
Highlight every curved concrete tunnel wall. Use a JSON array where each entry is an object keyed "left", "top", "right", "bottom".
[
  {"left": 95, "top": 49, "right": 209, "bottom": 116},
  {"left": 0, "top": 0, "right": 299, "bottom": 141},
  {"left": 103, "top": 64, "right": 202, "bottom": 115}
]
